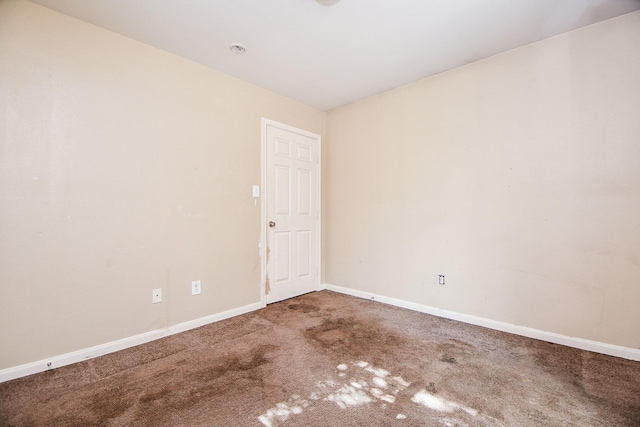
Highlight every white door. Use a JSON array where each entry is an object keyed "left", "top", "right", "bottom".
[{"left": 263, "top": 120, "right": 320, "bottom": 303}]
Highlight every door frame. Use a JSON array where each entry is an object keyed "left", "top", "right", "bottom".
[{"left": 260, "top": 118, "right": 321, "bottom": 306}]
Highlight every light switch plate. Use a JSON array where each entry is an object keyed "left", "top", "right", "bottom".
[{"left": 252, "top": 185, "right": 260, "bottom": 197}]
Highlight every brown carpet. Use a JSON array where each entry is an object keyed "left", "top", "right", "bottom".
[{"left": 1, "top": 290, "right": 639, "bottom": 426}]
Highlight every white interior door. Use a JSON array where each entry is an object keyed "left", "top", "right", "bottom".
[{"left": 264, "top": 121, "right": 320, "bottom": 304}]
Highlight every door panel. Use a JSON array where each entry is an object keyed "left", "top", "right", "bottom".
[
  {"left": 275, "top": 138, "right": 291, "bottom": 157},
  {"left": 297, "top": 169, "right": 310, "bottom": 215},
  {"left": 297, "top": 230, "right": 310, "bottom": 278},
  {"left": 275, "top": 166, "right": 291, "bottom": 215},
  {"left": 274, "top": 231, "right": 290, "bottom": 283},
  {"left": 265, "top": 123, "right": 319, "bottom": 303}
]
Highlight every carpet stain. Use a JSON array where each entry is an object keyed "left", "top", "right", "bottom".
[
  {"left": 303, "top": 316, "right": 404, "bottom": 359},
  {"left": 208, "top": 344, "right": 276, "bottom": 376},
  {"left": 127, "top": 343, "right": 280, "bottom": 426},
  {"left": 288, "top": 303, "right": 320, "bottom": 313},
  {"left": 440, "top": 354, "right": 457, "bottom": 364},
  {"left": 139, "top": 387, "right": 172, "bottom": 404}
]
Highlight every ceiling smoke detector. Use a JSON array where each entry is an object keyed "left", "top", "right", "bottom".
[
  {"left": 316, "top": 0, "right": 340, "bottom": 6},
  {"left": 229, "top": 43, "right": 247, "bottom": 54}
]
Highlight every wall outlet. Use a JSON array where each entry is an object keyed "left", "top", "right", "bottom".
[
  {"left": 438, "top": 275, "right": 445, "bottom": 285},
  {"left": 192, "top": 280, "right": 201, "bottom": 296},
  {"left": 152, "top": 288, "right": 162, "bottom": 303}
]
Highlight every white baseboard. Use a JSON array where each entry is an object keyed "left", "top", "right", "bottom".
[
  {"left": 0, "top": 301, "right": 264, "bottom": 383},
  {"left": 321, "top": 283, "right": 640, "bottom": 362}
]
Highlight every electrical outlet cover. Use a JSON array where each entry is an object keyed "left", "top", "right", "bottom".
[
  {"left": 192, "top": 280, "right": 201, "bottom": 295},
  {"left": 152, "top": 288, "right": 162, "bottom": 303}
]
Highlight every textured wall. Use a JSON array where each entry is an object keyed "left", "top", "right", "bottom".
[
  {"left": 0, "top": 0, "right": 324, "bottom": 369},
  {"left": 325, "top": 12, "right": 640, "bottom": 349}
]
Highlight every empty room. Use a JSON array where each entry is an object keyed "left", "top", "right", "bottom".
[{"left": 1, "top": 0, "right": 639, "bottom": 425}]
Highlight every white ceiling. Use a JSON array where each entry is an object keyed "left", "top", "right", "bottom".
[{"left": 28, "top": 0, "right": 640, "bottom": 111}]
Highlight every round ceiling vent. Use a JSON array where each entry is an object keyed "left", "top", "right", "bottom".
[
  {"left": 229, "top": 43, "right": 247, "bottom": 54},
  {"left": 316, "top": 0, "right": 340, "bottom": 6}
]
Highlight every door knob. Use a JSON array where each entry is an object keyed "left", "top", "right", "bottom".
[{"left": 269, "top": 221, "right": 276, "bottom": 228}]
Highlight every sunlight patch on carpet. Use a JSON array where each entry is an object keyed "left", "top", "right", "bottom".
[
  {"left": 258, "top": 361, "right": 411, "bottom": 426},
  {"left": 412, "top": 389, "right": 479, "bottom": 417},
  {"left": 257, "top": 395, "right": 310, "bottom": 427},
  {"left": 257, "top": 361, "right": 499, "bottom": 427}
]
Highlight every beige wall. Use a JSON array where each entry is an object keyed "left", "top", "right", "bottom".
[
  {"left": 0, "top": 0, "right": 324, "bottom": 369},
  {"left": 2, "top": 0, "right": 638, "bottom": 372},
  {"left": 326, "top": 12, "right": 640, "bottom": 349}
]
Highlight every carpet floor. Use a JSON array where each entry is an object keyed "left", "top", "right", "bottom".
[{"left": 1, "top": 290, "right": 639, "bottom": 426}]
